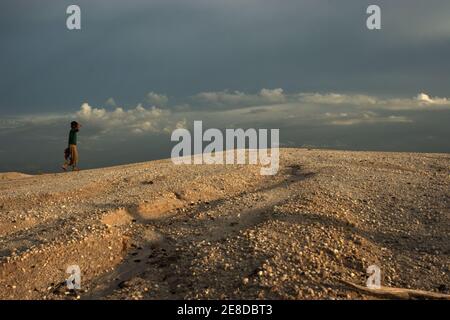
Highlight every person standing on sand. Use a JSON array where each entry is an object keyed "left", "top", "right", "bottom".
[{"left": 62, "top": 121, "right": 81, "bottom": 171}]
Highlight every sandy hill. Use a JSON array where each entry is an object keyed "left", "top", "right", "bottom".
[
  {"left": 0, "top": 148, "right": 449, "bottom": 300},
  {"left": 0, "top": 172, "right": 32, "bottom": 181}
]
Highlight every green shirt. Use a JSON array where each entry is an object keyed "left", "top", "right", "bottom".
[{"left": 68, "top": 129, "right": 78, "bottom": 145}]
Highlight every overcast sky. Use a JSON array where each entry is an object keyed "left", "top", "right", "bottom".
[{"left": 0, "top": 0, "right": 449, "bottom": 173}]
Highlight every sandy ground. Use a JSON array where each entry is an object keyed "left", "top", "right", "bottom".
[{"left": 0, "top": 148, "right": 448, "bottom": 300}]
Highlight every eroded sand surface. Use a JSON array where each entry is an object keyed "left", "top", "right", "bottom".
[{"left": 0, "top": 149, "right": 449, "bottom": 299}]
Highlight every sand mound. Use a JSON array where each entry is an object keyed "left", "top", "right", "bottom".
[{"left": 0, "top": 172, "right": 32, "bottom": 181}]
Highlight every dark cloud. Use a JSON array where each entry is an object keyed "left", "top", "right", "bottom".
[{"left": 1, "top": 0, "right": 450, "bottom": 115}]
